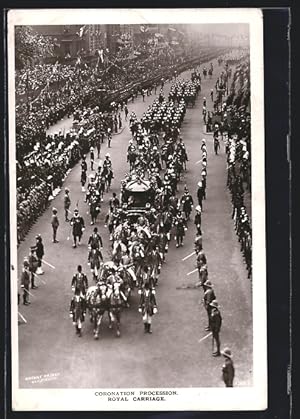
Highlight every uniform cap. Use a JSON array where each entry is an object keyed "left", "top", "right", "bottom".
[
  {"left": 52, "top": 207, "right": 57, "bottom": 213},
  {"left": 195, "top": 205, "right": 202, "bottom": 212},
  {"left": 74, "top": 208, "right": 79, "bottom": 213},
  {"left": 209, "top": 299, "right": 219, "bottom": 308},
  {"left": 105, "top": 153, "right": 110, "bottom": 158},
  {"left": 221, "top": 347, "right": 232, "bottom": 358}
]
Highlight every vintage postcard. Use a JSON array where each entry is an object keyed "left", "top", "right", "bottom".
[{"left": 8, "top": 8, "right": 266, "bottom": 411}]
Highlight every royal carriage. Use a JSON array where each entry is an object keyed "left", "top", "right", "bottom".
[{"left": 121, "top": 178, "right": 155, "bottom": 221}]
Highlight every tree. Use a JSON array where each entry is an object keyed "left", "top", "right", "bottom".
[{"left": 15, "top": 26, "right": 54, "bottom": 69}]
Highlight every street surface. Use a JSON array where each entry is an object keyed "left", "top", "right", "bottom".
[{"left": 17, "top": 58, "right": 252, "bottom": 388}]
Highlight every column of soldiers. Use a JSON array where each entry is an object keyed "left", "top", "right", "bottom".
[
  {"left": 226, "top": 136, "right": 252, "bottom": 279},
  {"left": 192, "top": 138, "right": 235, "bottom": 386}
]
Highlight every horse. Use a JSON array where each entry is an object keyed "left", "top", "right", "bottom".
[
  {"left": 69, "top": 292, "right": 86, "bottom": 337},
  {"left": 86, "top": 284, "right": 111, "bottom": 340},
  {"left": 117, "top": 265, "right": 136, "bottom": 302},
  {"left": 108, "top": 282, "right": 127, "bottom": 337},
  {"left": 130, "top": 240, "right": 145, "bottom": 284},
  {"left": 112, "top": 240, "right": 127, "bottom": 266}
]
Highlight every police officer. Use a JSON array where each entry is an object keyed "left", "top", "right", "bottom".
[
  {"left": 221, "top": 347, "right": 235, "bottom": 387},
  {"left": 20, "top": 259, "right": 31, "bottom": 305},
  {"left": 64, "top": 188, "right": 71, "bottom": 221},
  {"left": 209, "top": 300, "right": 222, "bottom": 357},
  {"left": 51, "top": 207, "right": 59, "bottom": 243},
  {"left": 35, "top": 234, "right": 44, "bottom": 275},
  {"left": 71, "top": 265, "right": 88, "bottom": 297},
  {"left": 70, "top": 208, "right": 85, "bottom": 248}
]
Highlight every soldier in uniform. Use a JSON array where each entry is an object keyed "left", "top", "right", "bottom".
[
  {"left": 90, "top": 147, "right": 95, "bottom": 171},
  {"left": 202, "top": 280, "right": 216, "bottom": 331},
  {"left": 20, "top": 259, "right": 31, "bottom": 305},
  {"left": 174, "top": 211, "right": 187, "bottom": 248},
  {"left": 88, "top": 248, "right": 103, "bottom": 281},
  {"left": 35, "top": 234, "right": 44, "bottom": 275},
  {"left": 180, "top": 187, "right": 194, "bottom": 220},
  {"left": 51, "top": 207, "right": 59, "bottom": 243},
  {"left": 64, "top": 188, "right": 71, "bottom": 221},
  {"left": 194, "top": 205, "right": 202, "bottom": 235},
  {"left": 221, "top": 347, "right": 235, "bottom": 387},
  {"left": 138, "top": 281, "right": 158, "bottom": 334},
  {"left": 209, "top": 300, "right": 222, "bottom": 357},
  {"left": 81, "top": 156, "right": 87, "bottom": 192},
  {"left": 70, "top": 208, "right": 85, "bottom": 248},
  {"left": 197, "top": 181, "right": 205, "bottom": 210},
  {"left": 194, "top": 231, "right": 203, "bottom": 253},
  {"left": 28, "top": 246, "right": 39, "bottom": 289},
  {"left": 71, "top": 265, "right": 88, "bottom": 297},
  {"left": 109, "top": 192, "right": 120, "bottom": 212},
  {"left": 88, "top": 227, "right": 103, "bottom": 250}
]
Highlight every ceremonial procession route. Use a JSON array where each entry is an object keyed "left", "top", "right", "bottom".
[{"left": 17, "top": 58, "right": 252, "bottom": 388}]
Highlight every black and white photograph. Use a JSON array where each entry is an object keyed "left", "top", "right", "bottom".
[{"left": 8, "top": 8, "right": 267, "bottom": 411}]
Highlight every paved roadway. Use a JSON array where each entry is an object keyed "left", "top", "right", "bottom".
[{"left": 17, "top": 58, "right": 252, "bottom": 388}]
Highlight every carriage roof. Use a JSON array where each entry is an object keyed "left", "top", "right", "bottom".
[{"left": 124, "top": 178, "right": 151, "bottom": 192}]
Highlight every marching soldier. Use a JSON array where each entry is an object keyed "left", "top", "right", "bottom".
[
  {"left": 90, "top": 147, "right": 95, "bottom": 171},
  {"left": 138, "top": 281, "right": 158, "bottom": 334},
  {"left": 69, "top": 291, "right": 86, "bottom": 337},
  {"left": 35, "top": 234, "right": 44, "bottom": 275},
  {"left": 221, "top": 347, "right": 235, "bottom": 387},
  {"left": 20, "top": 259, "right": 31, "bottom": 305},
  {"left": 180, "top": 187, "right": 194, "bottom": 220},
  {"left": 209, "top": 299, "right": 222, "bottom": 357},
  {"left": 28, "top": 246, "right": 39, "bottom": 289},
  {"left": 81, "top": 156, "right": 87, "bottom": 192},
  {"left": 64, "top": 188, "right": 71, "bottom": 221},
  {"left": 175, "top": 211, "right": 187, "bottom": 248},
  {"left": 88, "top": 227, "right": 103, "bottom": 250},
  {"left": 203, "top": 280, "right": 216, "bottom": 331},
  {"left": 194, "top": 205, "right": 202, "bottom": 235},
  {"left": 197, "top": 181, "right": 205, "bottom": 210},
  {"left": 70, "top": 208, "right": 85, "bottom": 248},
  {"left": 71, "top": 265, "right": 88, "bottom": 297},
  {"left": 51, "top": 207, "right": 59, "bottom": 243}
]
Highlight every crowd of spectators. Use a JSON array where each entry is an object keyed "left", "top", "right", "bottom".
[{"left": 15, "top": 44, "right": 230, "bottom": 244}]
